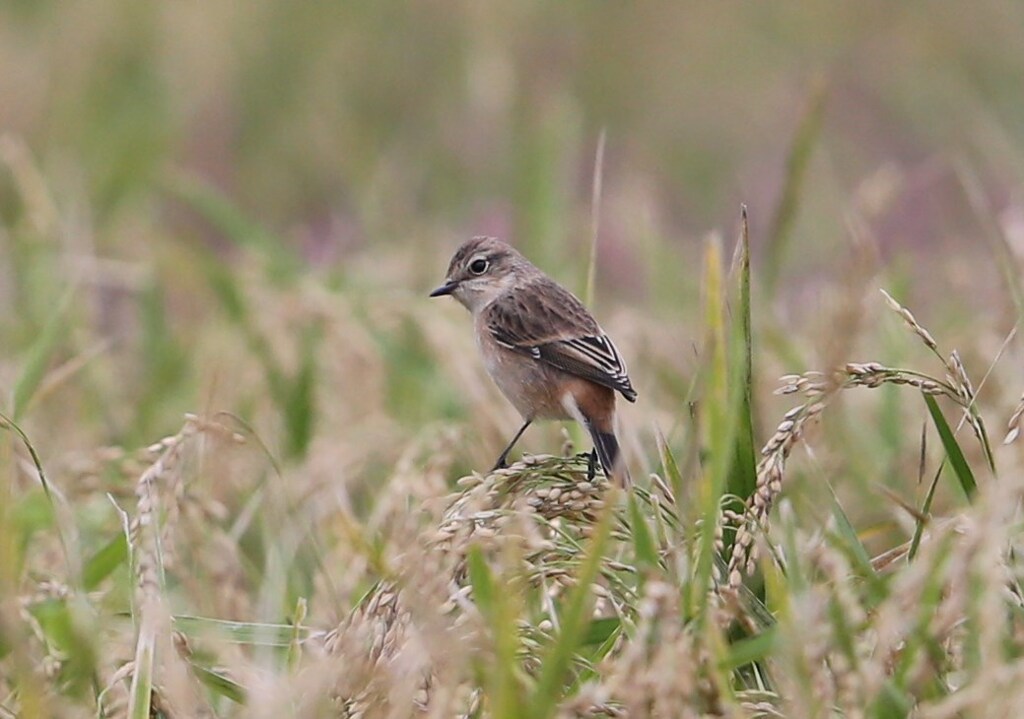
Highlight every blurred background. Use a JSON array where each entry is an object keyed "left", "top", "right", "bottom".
[{"left": 2, "top": 0, "right": 1024, "bottom": 613}]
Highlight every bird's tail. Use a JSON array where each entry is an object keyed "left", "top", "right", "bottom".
[{"left": 587, "top": 425, "right": 631, "bottom": 488}]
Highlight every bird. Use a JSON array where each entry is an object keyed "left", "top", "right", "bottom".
[{"left": 429, "top": 236, "right": 636, "bottom": 485}]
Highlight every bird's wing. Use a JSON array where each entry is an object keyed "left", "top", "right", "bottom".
[{"left": 485, "top": 279, "right": 637, "bottom": 402}]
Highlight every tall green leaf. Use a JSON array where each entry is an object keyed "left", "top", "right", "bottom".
[
  {"left": 627, "top": 491, "right": 658, "bottom": 570},
  {"left": 763, "top": 77, "right": 828, "bottom": 292},
  {"left": 527, "top": 500, "right": 614, "bottom": 718},
  {"left": 282, "top": 325, "right": 320, "bottom": 460},
  {"left": 164, "top": 172, "right": 300, "bottom": 282},
  {"left": 12, "top": 290, "right": 73, "bottom": 421},
  {"left": 467, "top": 545, "right": 525, "bottom": 719},
  {"left": 924, "top": 395, "right": 977, "bottom": 500},
  {"left": 691, "top": 238, "right": 737, "bottom": 622},
  {"left": 727, "top": 206, "right": 758, "bottom": 510},
  {"left": 83, "top": 534, "right": 129, "bottom": 591}
]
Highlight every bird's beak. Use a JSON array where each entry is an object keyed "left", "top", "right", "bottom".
[{"left": 429, "top": 280, "right": 458, "bottom": 297}]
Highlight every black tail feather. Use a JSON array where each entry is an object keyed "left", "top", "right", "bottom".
[{"left": 587, "top": 427, "right": 630, "bottom": 487}]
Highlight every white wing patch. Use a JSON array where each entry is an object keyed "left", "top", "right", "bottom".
[
  {"left": 534, "top": 334, "right": 637, "bottom": 402},
  {"left": 563, "top": 335, "right": 629, "bottom": 380},
  {"left": 495, "top": 336, "right": 541, "bottom": 359}
]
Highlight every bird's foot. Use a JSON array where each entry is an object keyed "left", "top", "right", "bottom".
[{"left": 586, "top": 449, "right": 598, "bottom": 480}]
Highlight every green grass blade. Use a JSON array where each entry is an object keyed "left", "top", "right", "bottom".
[
  {"left": 172, "top": 615, "right": 314, "bottom": 646},
  {"left": 191, "top": 662, "right": 247, "bottom": 704},
  {"left": 627, "top": 491, "right": 658, "bottom": 569},
  {"left": 287, "top": 597, "right": 308, "bottom": 671},
  {"left": 467, "top": 544, "right": 496, "bottom": 616},
  {"left": 656, "top": 431, "right": 686, "bottom": 521},
  {"left": 923, "top": 395, "right": 977, "bottom": 500},
  {"left": 763, "top": 77, "right": 828, "bottom": 292},
  {"left": 727, "top": 206, "right": 758, "bottom": 510},
  {"left": 12, "top": 289, "right": 73, "bottom": 421},
  {"left": 128, "top": 623, "right": 154, "bottom": 719},
  {"left": 83, "top": 534, "right": 128, "bottom": 591},
  {"left": 583, "top": 129, "right": 606, "bottom": 307},
  {"left": 824, "top": 482, "right": 882, "bottom": 597},
  {"left": 719, "top": 626, "right": 777, "bottom": 671},
  {"left": 870, "top": 680, "right": 914, "bottom": 718},
  {"left": 164, "top": 172, "right": 299, "bottom": 281},
  {"left": 135, "top": 280, "right": 190, "bottom": 437},
  {"left": 200, "top": 249, "right": 321, "bottom": 459},
  {"left": 282, "top": 325, "right": 320, "bottom": 460},
  {"left": 0, "top": 412, "right": 77, "bottom": 585},
  {"left": 890, "top": 534, "right": 954, "bottom": 700},
  {"left": 527, "top": 500, "right": 614, "bottom": 718},
  {"left": 909, "top": 461, "right": 943, "bottom": 562},
  {"left": 26, "top": 598, "right": 98, "bottom": 697},
  {"left": 581, "top": 616, "right": 620, "bottom": 648},
  {"left": 200, "top": 250, "right": 286, "bottom": 401},
  {"left": 467, "top": 545, "right": 525, "bottom": 719},
  {"left": 691, "top": 238, "right": 736, "bottom": 621}
]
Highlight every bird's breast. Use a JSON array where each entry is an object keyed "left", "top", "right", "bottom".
[{"left": 476, "top": 331, "right": 570, "bottom": 421}]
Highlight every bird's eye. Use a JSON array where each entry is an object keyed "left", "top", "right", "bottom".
[{"left": 469, "top": 258, "right": 489, "bottom": 275}]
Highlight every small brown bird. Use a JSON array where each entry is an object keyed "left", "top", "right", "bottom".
[{"left": 430, "top": 236, "right": 636, "bottom": 484}]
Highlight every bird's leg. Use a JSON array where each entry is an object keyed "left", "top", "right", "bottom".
[
  {"left": 491, "top": 420, "right": 532, "bottom": 471},
  {"left": 586, "top": 448, "right": 598, "bottom": 480}
]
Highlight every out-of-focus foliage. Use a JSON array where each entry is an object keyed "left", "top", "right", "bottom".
[{"left": 2, "top": 2, "right": 1024, "bottom": 716}]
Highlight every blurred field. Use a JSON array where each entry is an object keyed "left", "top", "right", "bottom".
[{"left": 3, "top": 2, "right": 1024, "bottom": 717}]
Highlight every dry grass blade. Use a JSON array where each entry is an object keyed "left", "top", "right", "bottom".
[
  {"left": 585, "top": 128, "right": 607, "bottom": 307},
  {"left": 727, "top": 397, "right": 831, "bottom": 588},
  {"left": 128, "top": 422, "right": 192, "bottom": 718},
  {"left": 124, "top": 415, "right": 243, "bottom": 717},
  {"left": 1005, "top": 392, "right": 1024, "bottom": 445},
  {"left": 322, "top": 455, "right": 623, "bottom": 714},
  {"left": 878, "top": 290, "right": 995, "bottom": 465}
]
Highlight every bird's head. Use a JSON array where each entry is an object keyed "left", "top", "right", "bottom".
[{"left": 429, "top": 236, "right": 530, "bottom": 312}]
